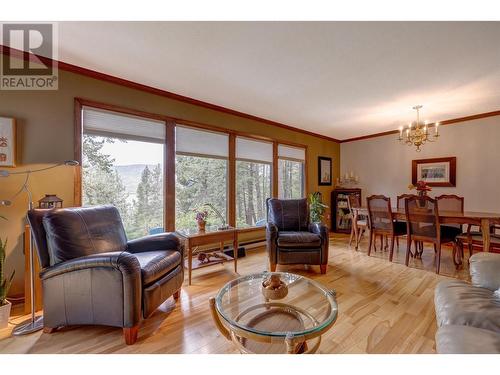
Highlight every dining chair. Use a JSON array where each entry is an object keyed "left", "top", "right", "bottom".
[
  {"left": 405, "top": 196, "right": 461, "bottom": 274},
  {"left": 436, "top": 194, "right": 465, "bottom": 266},
  {"left": 347, "top": 194, "right": 368, "bottom": 250},
  {"left": 366, "top": 195, "right": 406, "bottom": 261},
  {"left": 395, "top": 194, "right": 415, "bottom": 248}
]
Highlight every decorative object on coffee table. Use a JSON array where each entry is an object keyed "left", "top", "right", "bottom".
[
  {"left": 210, "top": 272, "right": 337, "bottom": 354},
  {"left": 261, "top": 273, "right": 288, "bottom": 300}
]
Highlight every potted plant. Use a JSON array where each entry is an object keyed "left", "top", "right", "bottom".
[
  {"left": 309, "top": 192, "right": 329, "bottom": 223},
  {"left": 193, "top": 208, "right": 209, "bottom": 232},
  {"left": 0, "top": 215, "right": 15, "bottom": 329}
]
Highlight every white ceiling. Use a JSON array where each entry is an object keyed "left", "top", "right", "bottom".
[{"left": 44, "top": 22, "right": 500, "bottom": 139}]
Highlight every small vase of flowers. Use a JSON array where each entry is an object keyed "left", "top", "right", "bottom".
[
  {"left": 194, "top": 208, "right": 209, "bottom": 232},
  {"left": 408, "top": 180, "right": 432, "bottom": 198}
]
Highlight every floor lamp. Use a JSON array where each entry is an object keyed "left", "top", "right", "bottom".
[{"left": 0, "top": 160, "right": 79, "bottom": 335}]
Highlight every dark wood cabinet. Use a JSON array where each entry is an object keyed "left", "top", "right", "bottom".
[{"left": 331, "top": 188, "right": 361, "bottom": 233}]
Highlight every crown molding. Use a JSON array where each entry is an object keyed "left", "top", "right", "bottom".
[
  {"left": 0, "top": 45, "right": 341, "bottom": 143},
  {"left": 340, "top": 110, "right": 500, "bottom": 143}
]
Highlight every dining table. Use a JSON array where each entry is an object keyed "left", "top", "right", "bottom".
[{"left": 351, "top": 207, "right": 500, "bottom": 265}]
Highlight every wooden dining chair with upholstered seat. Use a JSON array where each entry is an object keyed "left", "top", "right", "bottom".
[
  {"left": 395, "top": 194, "right": 415, "bottom": 249},
  {"left": 366, "top": 195, "right": 406, "bottom": 261},
  {"left": 436, "top": 194, "right": 465, "bottom": 267},
  {"left": 405, "top": 196, "right": 460, "bottom": 274},
  {"left": 347, "top": 194, "right": 368, "bottom": 250}
]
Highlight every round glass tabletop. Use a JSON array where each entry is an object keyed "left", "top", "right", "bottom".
[{"left": 214, "top": 272, "right": 338, "bottom": 339}]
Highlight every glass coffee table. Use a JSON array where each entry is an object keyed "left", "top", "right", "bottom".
[{"left": 209, "top": 272, "right": 338, "bottom": 354}]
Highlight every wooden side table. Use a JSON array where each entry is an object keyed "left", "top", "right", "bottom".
[{"left": 176, "top": 227, "right": 238, "bottom": 285}]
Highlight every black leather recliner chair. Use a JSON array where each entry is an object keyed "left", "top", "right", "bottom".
[
  {"left": 266, "top": 198, "right": 329, "bottom": 274},
  {"left": 28, "top": 205, "right": 183, "bottom": 345}
]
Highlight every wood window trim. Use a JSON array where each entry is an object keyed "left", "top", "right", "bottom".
[{"left": 74, "top": 98, "right": 309, "bottom": 232}]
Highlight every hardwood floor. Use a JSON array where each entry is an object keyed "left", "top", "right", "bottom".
[{"left": 0, "top": 233, "right": 469, "bottom": 354}]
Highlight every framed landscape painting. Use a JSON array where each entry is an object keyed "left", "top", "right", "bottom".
[
  {"left": 0, "top": 117, "right": 16, "bottom": 167},
  {"left": 412, "top": 157, "right": 456, "bottom": 187},
  {"left": 318, "top": 156, "right": 332, "bottom": 186}
]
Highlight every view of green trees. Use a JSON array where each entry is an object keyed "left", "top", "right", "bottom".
[
  {"left": 175, "top": 155, "right": 227, "bottom": 230},
  {"left": 279, "top": 159, "right": 304, "bottom": 199},
  {"left": 82, "top": 135, "right": 163, "bottom": 239},
  {"left": 236, "top": 161, "right": 271, "bottom": 227},
  {"left": 83, "top": 135, "right": 305, "bottom": 237}
]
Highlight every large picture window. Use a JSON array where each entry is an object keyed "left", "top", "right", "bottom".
[
  {"left": 278, "top": 144, "right": 306, "bottom": 199},
  {"left": 175, "top": 126, "right": 229, "bottom": 231},
  {"left": 81, "top": 107, "right": 165, "bottom": 239},
  {"left": 78, "top": 100, "right": 311, "bottom": 234},
  {"left": 236, "top": 137, "right": 272, "bottom": 227}
]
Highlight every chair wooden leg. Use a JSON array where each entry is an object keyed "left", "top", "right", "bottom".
[
  {"left": 389, "top": 235, "right": 395, "bottom": 262},
  {"left": 368, "top": 231, "right": 373, "bottom": 256},
  {"left": 270, "top": 262, "right": 277, "bottom": 272},
  {"left": 320, "top": 264, "right": 327, "bottom": 274},
  {"left": 356, "top": 228, "right": 364, "bottom": 250},
  {"left": 173, "top": 290, "right": 180, "bottom": 300},
  {"left": 43, "top": 327, "right": 57, "bottom": 334},
  {"left": 123, "top": 326, "right": 139, "bottom": 345},
  {"left": 396, "top": 237, "right": 399, "bottom": 248},
  {"left": 349, "top": 226, "right": 354, "bottom": 247},
  {"left": 405, "top": 236, "right": 412, "bottom": 266},
  {"left": 435, "top": 242, "right": 442, "bottom": 274}
]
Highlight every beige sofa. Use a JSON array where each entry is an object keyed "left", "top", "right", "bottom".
[{"left": 434, "top": 252, "right": 500, "bottom": 353}]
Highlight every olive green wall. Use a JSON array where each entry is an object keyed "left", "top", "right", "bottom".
[{"left": 0, "top": 62, "right": 340, "bottom": 296}]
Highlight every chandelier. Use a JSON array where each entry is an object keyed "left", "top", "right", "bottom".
[{"left": 397, "top": 105, "right": 440, "bottom": 151}]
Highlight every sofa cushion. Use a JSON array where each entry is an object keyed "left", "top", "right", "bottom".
[
  {"left": 277, "top": 231, "right": 321, "bottom": 248},
  {"left": 134, "top": 250, "right": 182, "bottom": 286},
  {"left": 435, "top": 280, "right": 500, "bottom": 332},
  {"left": 436, "top": 325, "right": 500, "bottom": 354},
  {"left": 42, "top": 205, "right": 128, "bottom": 266}
]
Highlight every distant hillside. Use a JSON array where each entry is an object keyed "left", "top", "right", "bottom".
[{"left": 114, "top": 164, "right": 159, "bottom": 196}]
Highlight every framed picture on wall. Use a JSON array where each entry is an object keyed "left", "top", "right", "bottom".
[
  {"left": 412, "top": 157, "right": 456, "bottom": 187},
  {"left": 0, "top": 117, "right": 16, "bottom": 167},
  {"left": 318, "top": 156, "right": 332, "bottom": 186}
]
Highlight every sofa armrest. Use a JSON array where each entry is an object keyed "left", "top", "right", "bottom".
[
  {"left": 40, "top": 251, "right": 141, "bottom": 280},
  {"left": 309, "top": 223, "right": 330, "bottom": 265},
  {"left": 127, "top": 232, "right": 182, "bottom": 255},
  {"left": 39, "top": 251, "right": 142, "bottom": 329},
  {"left": 470, "top": 252, "right": 500, "bottom": 291},
  {"left": 266, "top": 223, "right": 279, "bottom": 265},
  {"left": 309, "top": 223, "right": 329, "bottom": 240}
]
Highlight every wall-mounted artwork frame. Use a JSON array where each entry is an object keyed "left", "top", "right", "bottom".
[
  {"left": 318, "top": 156, "right": 332, "bottom": 186},
  {"left": 0, "top": 117, "right": 16, "bottom": 167},
  {"left": 412, "top": 157, "right": 456, "bottom": 187}
]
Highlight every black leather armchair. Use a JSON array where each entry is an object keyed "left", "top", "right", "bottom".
[
  {"left": 28, "top": 205, "right": 183, "bottom": 345},
  {"left": 266, "top": 198, "right": 329, "bottom": 274}
]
